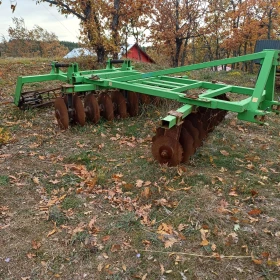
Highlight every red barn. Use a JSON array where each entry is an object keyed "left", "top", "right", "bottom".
[{"left": 120, "top": 43, "right": 155, "bottom": 63}]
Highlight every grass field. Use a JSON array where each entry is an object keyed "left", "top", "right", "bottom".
[{"left": 0, "top": 57, "right": 280, "bottom": 280}]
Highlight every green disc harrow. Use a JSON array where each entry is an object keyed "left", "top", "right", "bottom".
[{"left": 14, "top": 50, "right": 280, "bottom": 166}]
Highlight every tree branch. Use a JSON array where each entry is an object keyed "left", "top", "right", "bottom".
[{"left": 41, "top": 0, "right": 86, "bottom": 21}]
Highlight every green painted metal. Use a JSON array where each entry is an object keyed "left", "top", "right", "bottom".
[{"left": 14, "top": 50, "right": 280, "bottom": 126}]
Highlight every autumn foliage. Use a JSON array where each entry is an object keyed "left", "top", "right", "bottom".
[
  {"left": 1, "top": 18, "right": 68, "bottom": 58},
  {"left": 1, "top": 0, "right": 280, "bottom": 65}
]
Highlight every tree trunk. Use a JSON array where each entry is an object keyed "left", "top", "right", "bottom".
[
  {"left": 112, "top": 0, "right": 121, "bottom": 59},
  {"left": 173, "top": 0, "right": 180, "bottom": 67},
  {"left": 181, "top": 37, "right": 189, "bottom": 66},
  {"left": 96, "top": 45, "right": 105, "bottom": 64},
  {"left": 267, "top": 8, "right": 273, "bottom": 39},
  {"left": 173, "top": 38, "right": 183, "bottom": 67}
]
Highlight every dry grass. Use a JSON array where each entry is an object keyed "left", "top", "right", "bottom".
[{"left": 0, "top": 58, "right": 280, "bottom": 280}]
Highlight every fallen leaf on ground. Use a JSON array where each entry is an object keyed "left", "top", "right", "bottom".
[
  {"left": 141, "top": 187, "right": 151, "bottom": 199},
  {"left": 252, "top": 259, "right": 262, "bottom": 265},
  {"left": 88, "top": 216, "right": 97, "bottom": 230},
  {"left": 102, "top": 235, "right": 110, "bottom": 242},
  {"left": 220, "top": 150, "right": 229, "bottom": 156},
  {"left": 31, "top": 240, "right": 41, "bottom": 250},
  {"left": 33, "top": 177, "right": 40, "bottom": 184},
  {"left": 160, "top": 263, "right": 165, "bottom": 275},
  {"left": 136, "top": 179, "right": 144, "bottom": 188},
  {"left": 248, "top": 209, "right": 261, "bottom": 216},
  {"left": 111, "top": 244, "right": 121, "bottom": 252},
  {"left": 200, "top": 239, "right": 209, "bottom": 246},
  {"left": 164, "top": 238, "right": 177, "bottom": 248},
  {"left": 47, "top": 228, "right": 57, "bottom": 237}
]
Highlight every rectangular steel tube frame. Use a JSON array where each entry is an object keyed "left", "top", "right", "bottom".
[{"left": 14, "top": 50, "right": 280, "bottom": 127}]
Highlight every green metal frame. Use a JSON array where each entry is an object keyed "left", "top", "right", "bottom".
[{"left": 14, "top": 50, "right": 280, "bottom": 127}]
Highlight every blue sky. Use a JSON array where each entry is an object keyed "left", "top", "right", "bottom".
[{"left": 0, "top": 0, "right": 80, "bottom": 42}]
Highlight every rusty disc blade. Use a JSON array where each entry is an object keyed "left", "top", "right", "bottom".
[
  {"left": 183, "top": 119, "right": 201, "bottom": 148},
  {"left": 179, "top": 127, "right": 195, "bottom": 163},
  {"left": 54, "top": 97, "right": 69, "bottom": 129},
  {"left": 187, "top": 113, "right": 207, "bottom": 140},
  {"left": 152, "top": 127, "right": 165, "bottom": 142},
  {"left": 211, "top": 109, "right": 221, "bottom": 126},
  {"left": 111, "top": 91, "right": 127, "bottom": 118},
  {"left": 99, "top": 93, "right": 114, "bottom": 121},
  {"left": 152, "top": 135, "right": 183, "bottom": 166},
  {"left": 127, "top": 91, "right": 139, "bottom": 117},
  {"left": 63, "top": 95, "right": 68, "bottom": 106},
  {"left": 139, "top": 94, "right": 151, "bottom": 105},
  {"left": 84, "top": 94, "right": 100, "bottom": 124},
  {"left": 215, "top": 110, "right": 226, "bottom": 124},
  {"left": 73, "top": 94, "right": 86, "bottom": 126},
  {"left": 201, "top": 110, "right": 215, "bottom": 132},
  {"left": 151, "top": 96, "right": 161, "bottom": 106}
]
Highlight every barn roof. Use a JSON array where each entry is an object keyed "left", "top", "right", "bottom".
[
  {"left": 119, "top": 43, "right": 155, "bottom": 63},
  {"left": 63, "top": 48, "right": 96, "bottom": 58}
]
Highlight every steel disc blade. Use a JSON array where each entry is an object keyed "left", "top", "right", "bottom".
[
  {"left": 216, "top": 110, "right": 227, "bottom": 123},
  {"left": 152, "top": 135, "right": 183, "bottom": 166},
  {"left": 187, "top": 113, "right": 207, "bottom": 140},
  {"left": 99, "top": 93, "right": 114, "bottom": 121},
  {"left": 54, "top": 97, "right": 69, "bottom": 129},
  {"left": 151, "top": 96, "right": 161, "bottom": 106},
  {"left": 63, "top": 95, "right": 68, "bottom": 106},
  {"left": 183, "top": 119, "right": 201, "bottom": 148},
  {"left": 152, "top": 127, "right": 165, "bottom": 142},
  {"left": 111, "top": 91, "right": 127, "bottom": 118},
  {"left": 127, "top": 91, "right": 139, "bottom": 117},
  {"left": 73, "top": 94, "right": 86, "bottom": 126},
  {"left": 179, "top": 127, "right": 195, "bottom": 163},
  {"left": 211, "top": 110, "right": 221, "bottom": 126},
  {"left": 84, "top": 94, "right": 100, "bottom": 124},
  {"left": 201, "top": 110, "right": 215, "bottom": 132},
  {"left": 140, "top": 94, "right": 151, "bottom": 105}
]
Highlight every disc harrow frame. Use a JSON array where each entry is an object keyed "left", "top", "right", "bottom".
[{"left": 13, "top": 50, "right": 280, "bottom": 166}]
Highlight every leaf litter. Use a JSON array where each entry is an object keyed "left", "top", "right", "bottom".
[{"left": 0, "top": 59, "right": 280, "bottom": 279}]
